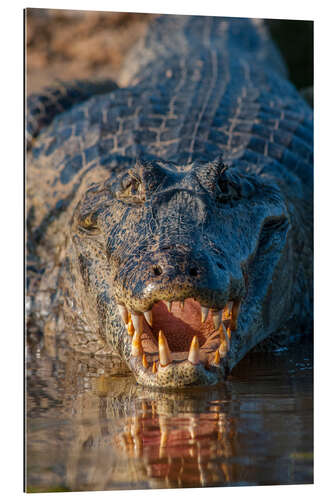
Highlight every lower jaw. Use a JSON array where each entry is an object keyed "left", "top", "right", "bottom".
[{"left": 130, "top": 356, "right": 227, "bottom": 388}]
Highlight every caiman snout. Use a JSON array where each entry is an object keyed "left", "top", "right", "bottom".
[
  {"left": 113, "top": 244, "right": 244, "bottom": 388},
  {"left": 150, "top": 248, "right": 205, "bottom": 285},
  {"left": 151, "top": 258, "right": 201, "bottom": 280},
  {"left": 115, "top": 245, "right": 232, "bottom": 312}
]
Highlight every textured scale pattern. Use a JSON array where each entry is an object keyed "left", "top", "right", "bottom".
[
  {"left": 28, "top": 17, "right": 312, "bottom": 238},
  {"left": 27, "top": 15, "right": 313, "bottom": 387}
]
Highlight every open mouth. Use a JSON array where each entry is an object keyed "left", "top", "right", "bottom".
[{"left": 117, "top": 297, "right": 241, "bottom": 387}]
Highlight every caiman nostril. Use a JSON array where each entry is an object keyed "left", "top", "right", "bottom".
[
  {"left": 189, "top": 267, "right": 199, "bottom": 277},
  {"left": 153, "top": 265, "right": 163, "bottom": 277}
]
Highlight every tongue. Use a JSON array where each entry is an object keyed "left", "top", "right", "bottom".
[{"left": 150, "top": 299, "right": 215, "bottom": 352}]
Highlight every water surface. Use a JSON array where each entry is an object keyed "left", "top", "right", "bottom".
[{"left": 25, "top": 338, "right": 313, "bottom": 492}]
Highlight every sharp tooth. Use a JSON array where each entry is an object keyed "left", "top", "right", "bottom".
[
  {"left": 127, "top": 319, "right": 134, "bottom": 336},
  {"left": 218, "top": 324, "right": 230, "bottom": 357},
  {"left": 180, "top": 300, "right": 185, "bottom": 310},
  {"left": 218, "top": 321, "right": 227, "bottom": 339},
  {"left": 188, "top": 335, "right": 200, "bottom": 365},
  {"left": 132, "top": 313, "right": 143, "bottom": 334},
  {"left": 201, "top": 306, "right": 209, "bottom": 323},
  {"left": 222, "top": 301, "right": 233, "bottom": 321},
  {"left": 117, "top": 304, "right": 129, "bottom": 324},
  {"left": 227, "top": 326, "right": 231, "bottom": 340},
  {"left": 131, "top": 331, "right": 143, "bottom": 357},
  {"left": 230, "top": 301, "right": 241, "bottom": 330},
  {"left": 144, "top": 310, "right": 153, "bottom": 327},
  {"left": 219, "top": 322, "right": 230, "bottom": 349},
  {"left": 166, "top": 301, "right": 172, "bottom": 312},
  {"left": 212, "top": 310, "right": 222, "bottom": 330},
  {"left": 219, "top": 342, "right": 228, "bottom": 358},
  {"left": 158, "top": 330, "right": 172, "bottom": 366},
  {"left": 142, "top": 353, "right": 148, "bottom": 369},
  {"left": 213, "top": 349, "right": 220, "bottom": 365},
  {"left": 152, "top": 361, "right": 157, "bottom": 373}
]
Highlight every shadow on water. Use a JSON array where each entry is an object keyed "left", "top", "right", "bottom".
[{"left": 25, "top": 334, "right": 313, "bottom": 492}]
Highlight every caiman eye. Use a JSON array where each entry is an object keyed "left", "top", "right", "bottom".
[
  {"left": 117, "top": 174, "right": 145, "bottom": 204},
  {"left": 78, "top": 212, "right": 100, "bottom": 234}
]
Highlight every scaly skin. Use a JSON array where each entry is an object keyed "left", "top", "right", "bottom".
[{"left": 26, "top": 15, "right": 313, "bottom": 388}]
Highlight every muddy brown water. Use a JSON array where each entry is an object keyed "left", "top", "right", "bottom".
[{"left": 25, "top": 338, "right": 313, "bottom": 492}]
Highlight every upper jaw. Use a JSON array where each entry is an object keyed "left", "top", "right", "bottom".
[{"left": 116, "top": 294, "right": 243, "bottom": 388}]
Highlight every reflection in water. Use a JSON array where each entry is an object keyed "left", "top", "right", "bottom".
[{"left": 25, "top": 336, "right": 313, "bottom": 492}]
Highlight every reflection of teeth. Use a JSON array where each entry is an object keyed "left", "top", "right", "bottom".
[
  {"left": 141, "top": 401, "right": 147, "bottom": 415},
  {"left": 117, "top": 304, "right": 129, "bottom": 324},
  {"left": 127, "top": 319, "right": 134, "bottom": 336},
  {"left": 213, "top": 310, "right": 222, "bottom": 330},
  {"left": 189, "top": 416, "right": 198, "bottom": 440},
  {"left": 131, "top": 331, "right": 143, "bottom": 357},
  {"left": 152, "top": 361, "right": 157, "bottom": 373},
  {"left": 132, "top": 313, "right": 143, "bottom": 334},
  {"left": 158, "top": 330, "right": 172, "bottom": 366},
  {"left": 188, "top": 335, "right": 200, "bottom": 365},
  {"left": 201, "top": 306, "right": 209, "bottom": 323},
  {"left": 131, "top": 417, "right": 142, "bottom": 457},
  {"left": 230, "top": 301, "right": 240, "bottom": 330},
  {"left": 131, "top": 416, "right": 140, "bottom": 436},
  {"left": 159, "top": 416, "right": 168, "bottom": 456},
  {"left": 143, "top": 310, "right": 153, "bottom": 327},
  {"left": 142, "top": 353, "right": 148, "bottom": 369},
  {"left": 160, "top": 429, "right": 168, "bottom": 448}
]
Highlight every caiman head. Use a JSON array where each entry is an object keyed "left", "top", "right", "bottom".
[{"left": 69, "top": 155, "right": 291, "bottom": 388}]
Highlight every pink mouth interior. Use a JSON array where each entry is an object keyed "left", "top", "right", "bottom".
[{"left": 142, "top": 299, "right": 217, "bottom": 353}]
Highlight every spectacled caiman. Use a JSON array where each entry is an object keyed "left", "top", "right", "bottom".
[{"left": 26, "top": 14, "right": 313, "bottom": 388}]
